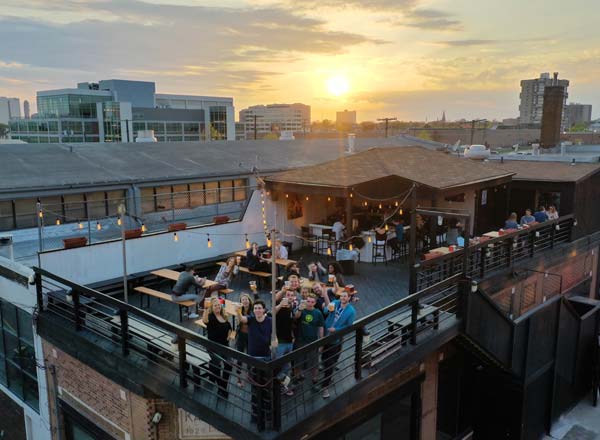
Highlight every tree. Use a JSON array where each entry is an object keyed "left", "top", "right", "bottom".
[
  {"left": 569, "top": 122, "right": 588, "bottom": 132},
  {"left": 0, "top": 123, "right": 8, "bottom": 137},
  {"left": 359, "top": 121, "right": 376, "bottom": 131}
]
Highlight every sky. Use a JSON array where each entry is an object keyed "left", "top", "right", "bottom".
[{"left": 1, "top": 0, "right": 599, "bottom": 122}]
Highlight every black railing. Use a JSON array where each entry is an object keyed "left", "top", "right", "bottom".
[
  {"left": 416, "top": 215, "right": 575, "bottom": 291},
  {"left": 34, "top": 268, "right": 462, "bottom": 435}
]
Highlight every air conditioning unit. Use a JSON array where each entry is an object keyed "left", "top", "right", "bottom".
[{"left": 0, "top": 235, "right": 14, "bottom": 261}]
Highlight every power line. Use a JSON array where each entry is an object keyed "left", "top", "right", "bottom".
[{"left": 377, "top": 117, "right": 397, "bottom": 138}]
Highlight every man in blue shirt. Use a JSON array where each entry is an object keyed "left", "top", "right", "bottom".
[
  {"left": 534, "top": 206, "right": 548, "bottom": 223},
  {"left": 520, "top": 209, "right": 536, "bottom": 225},
  {"left": 320, "top": 290, "right": 356, "bottom": 399}
]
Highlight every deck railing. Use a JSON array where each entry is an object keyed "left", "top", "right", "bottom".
[
  {"left": 416, "top": 215, "right": 575, "bottom": 291},
  {"left": 34, "top": 267, "right": 462, "bottom": 436}
]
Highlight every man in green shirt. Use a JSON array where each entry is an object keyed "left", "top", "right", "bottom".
[{"left": 294, "top": 294, "right": 324, "bottom": 384}]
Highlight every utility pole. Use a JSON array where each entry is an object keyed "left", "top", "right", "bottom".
[
  {"left": 469, "top": 119, "right": 487, "bottom": 145},
  {"left": 377, "top": 117, "right": 397, "bottom": 138}
]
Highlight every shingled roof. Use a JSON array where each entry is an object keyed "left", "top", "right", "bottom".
[{"left": 266, "top": 147, "right": 514, "bottom": 190}]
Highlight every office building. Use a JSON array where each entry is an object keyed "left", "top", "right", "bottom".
[
  {"left": 8, "top": 80, "right": 235, "bottom": 143},
  {"left": 0, "top": 97, "right": 20, "bottom": 124},
  {"left": 23, "top": 100, "right": 30, "bottom": 119},
  {"left": 239, "top": 103, "right": 310, "bottom": 138},
  {"left": 336, "top": 109, "right": 357, "bottom": 126},
  {"left": 565, "top": 103, "right": 592, "bottom": 128},
  {"left": 519, "top": 72, "right": 569, "bottom": 128}
]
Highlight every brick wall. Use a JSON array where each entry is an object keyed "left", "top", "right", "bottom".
[{"left": 42, "top": 341, "right": 152, "bottom": 440}]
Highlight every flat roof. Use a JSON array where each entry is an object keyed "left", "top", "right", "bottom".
[
  {"left": 0, "top": 136, "right": 438, "bottom": 193},
  {"left": 266, "top": 147, "right": 514, "bottom": 190},
  {"left": 490, "top": 160, "right": 600, "bottom": 182}
]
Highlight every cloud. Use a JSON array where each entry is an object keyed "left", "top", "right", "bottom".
[
  {"left": 394, "top": 8, "right": 462, "bottom": 31},
  {"left": 432, "top": 39, "right": 499, "bottom": 47},
  {"left": 283, "top": 0, "right": 418, "bottom": 12}
]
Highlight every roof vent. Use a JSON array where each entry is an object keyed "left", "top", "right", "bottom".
[
  {"left": 136, "top": 130, "right": 157, "bottom": 142},
  {"left": 0, "top": 235, "right": 14, "bottom": 261}
]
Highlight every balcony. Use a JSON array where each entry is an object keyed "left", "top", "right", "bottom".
[{"left": 33, "top": 216, "right": 580, "bottom": 439}]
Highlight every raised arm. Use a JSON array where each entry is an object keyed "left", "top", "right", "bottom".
[{"left": 202, "top": 307, "right": 210, "bottom": 325}]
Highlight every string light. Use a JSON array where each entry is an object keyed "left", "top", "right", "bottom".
[
  {"left": 368, "top": 235, "right": 372, "bottom": 243},
  {"left": 266, "top": 191, "right": 270, "bottom": 196},
  {"left": 78, "top": 221, "right": 84, "bottom": 229},
  {"left": 245, "top": 234, "right": 250, "bottom": 249},
  {"left": 327, "top": 197, "right": 331, "bottom": 202},
  {"left": 261, "top": 199, "right": 265, "bottom": 205},
  {"left": 378, "top": 203, "right": 382, "bottom": 209},
  {"left": 207, "top": 234, "right": 212, "bottom": 248},
  {"left": 55, "top": 219, "right": 61, "bottom": 225},
  {"left": 141, "top": 223, "right": 147, "bottom": 232},
  {"left": 173, "top": 232, "right": 179, "bottom": 242},
  {"left": 385, "top": 224, "right": 389, "bottom": 231},
  {"left": 364, "top": 201, "right": 368, "bottom": 207},
  {"left": 285, "top": 194, "right": 289, "bottom": 198},
  {"left": 327, "top": 247, "right": 332, "bottom": 256},
  {"left": 349, "top": 244, "right": 353, "bottom": 251},
  {"left": 306, "top": 196, "right": 309, "bottom": 201},
  {"left": 350, "top": 193, "right": 353, "bottom": 198},
  {"left": 117, "top": 217, "right": 122, "bottom": 226},
  {"left": 399, "top": 209, "right": 403, "bottom": 215},
  {"left": 395, "top": 201, "right": 398, "bottom": 207},
  {"left": 96, "top": 222, "right": 102, "bottom": 231},
  {"left": 267, "top": 237, "right": 272, "bottom": 247}
]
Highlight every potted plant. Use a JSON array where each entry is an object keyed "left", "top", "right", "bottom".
[{"left": 124, "top": 228, "right": 143, "bottom": 239}]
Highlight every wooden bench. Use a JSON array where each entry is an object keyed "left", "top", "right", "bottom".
[
  {"left": 216, "top": 262, "right": 271, "bottom": 278},
  {"left": 111, "top": 315, "right": 210, "bottom": 376},
  {"left": 134, "top": 286, "right": 196, "bottom": 322},
  {"left": 151, "top": 269, "right": 234, "bottom": 296}
]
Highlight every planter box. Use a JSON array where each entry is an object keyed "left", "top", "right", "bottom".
[
  {"left": 168, "top": 222, "right": 187, "bottom": 232},
  {"left": 63, "top": 236, "right": 88, "bottom": 249},
  {"left": 124, "top": 228, "right": 143, "bottom": 240},
  {"left": 213, "top": 216, "right": 230, "bottom": 225}
]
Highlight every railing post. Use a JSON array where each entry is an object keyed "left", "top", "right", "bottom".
[
  {"left": 35, "top": 272, "right": 44, "bottom": 311},
  {"left": 506, "top": 239, "right": 513, "bottom": 268},
  {"left": 479, "top": 247, "right": 486, "bottom": 278},
  {"left": 178, "top": 337, "right": 187, "bottom": 388},
  {"left": 550, "top": 222, "right": 556, "bottom": 249},
  {"left": 271, "top": 370, "right": 281, "bottom": 431},
  {"left": 354, "top": 326, "right": 364, "bottom": 379},
  {"left": 119, "top": 308, "right": 129, "bottom": 356},
  {"left": 257, "top": 368, "right": 266, "bottom": 432},
  {"left": 73, "top": 289, "right": 82, "bottom": 331},
  {"left": 410, "top": 302, "right": 419, "bottom": 345},
  {"left": 529, "top": 231, "right": 536, "bottom": 257}
]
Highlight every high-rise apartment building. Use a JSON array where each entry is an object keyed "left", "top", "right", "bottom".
[
  {"left": 0, "top": 97, "right": 20, "bottom": 124},
  {"left": 23, "top": 100, "right": 30, "bottom": 119},
  {"left": 565, "top": 103, "right": 592, "bottom": 128},
  {"left": 519, "top": 72, "right": 569, "bottom": 128},
  {"left": 239, "top": 103, "right": 310, "bottom": 138},
  {"left": 8, "top": 80, "right": 235, "bottom": 143},
  {"left": 336, "top": 109, "right": 357, "bottom": 126}
]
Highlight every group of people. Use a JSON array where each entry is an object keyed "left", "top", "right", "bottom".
[
  {"left": 202, "top": 271, "right": 356, "bottom": 406},
  {"left": 504, "top": 205, "right": 559, "bottom": 229}
]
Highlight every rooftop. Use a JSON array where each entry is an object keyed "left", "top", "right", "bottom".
[
  {"left": 267, "top": 146, "right": 514, "bottom": 190},
  {"left": 0, "top": 136, "right": 441, "bottom": 192},
  {"left": 491, "top": 160, "right": 600, "bottom": 182}
]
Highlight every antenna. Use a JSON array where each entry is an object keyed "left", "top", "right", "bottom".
[{"left": 376, "top": 117, "right": 397, "bottom": 138}]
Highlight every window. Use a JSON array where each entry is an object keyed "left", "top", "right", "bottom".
[
  {"left": 147, "top": 122, "right": 165, "bottom": 134},
  {"left": 86, "top": 192, "right": 107, "bottom": 218},
  {"left": 204, "top": 181, "right": 218, "bottom": 205},
  {"left": 0, "top": 200, "right": 14, "bottom": 230},
  {"left": 189, "top": 183, "right": 205, "bottom": 207},
  {"left": 234, "top": 179, "right": 247, "bottom": 201},
  {"left": 140, "top": 187, "right": 155, "bottom": 214},
  {"left": 155, "top": 186, "right": 173, "bottom": 211},
  {"left": 63, "top": 194, "right": 86, "bottom": 222},
  {"left": 183, "top": 123, "right": 199, "bottom": 134},
  {"left": 172, "top": 184, "right": 190, "bottom": 210},
  {"left": 219, "top": 180, "right": 234, "bottom": 203},
  {"left": 0, "top": 300, "right": 39, "bottom": 412},
  {"left": 13, "top": 198, "right": 37, "bottom": 229},
  {"left": 165, "top": 123, "right": 181, "bottom": 134},
  {"left": 210, "top": 106, "right": 227, "bottom": 140}
]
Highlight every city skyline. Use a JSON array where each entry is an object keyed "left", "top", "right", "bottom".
[{"left": 1, "top": 0, "right": 599, "bottom": 121}]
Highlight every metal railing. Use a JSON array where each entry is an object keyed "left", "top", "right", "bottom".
[
  {"left": 33, "top": 186, "right": 256, "bottom": 254},
  {"left": 416, "top": 215, "right": 575, "bottom": 291},
  {"left": 34, "top": 267, "right": 462, "bottom": 435}
]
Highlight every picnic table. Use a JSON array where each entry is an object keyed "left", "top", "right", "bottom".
[
  {"left": 151, "top": 269, "right": 233, "bottom": 294},
  {"left": 234, "top": 250, "right": 296, "bottom": 267},
  {"left": 277, "top": 276, "right": 316, "bottom": 289}
]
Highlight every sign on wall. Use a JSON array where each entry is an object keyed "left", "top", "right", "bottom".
[{"left": 178, "top": 410, "right": 230, "bottom": 439}]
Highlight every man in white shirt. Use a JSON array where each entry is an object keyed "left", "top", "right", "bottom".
[
  {"left": 332, "top": 219, "right": 345, "bottom": 241},
  {"left": 275, "top": 240, "right": 288, "bottom": 259}
]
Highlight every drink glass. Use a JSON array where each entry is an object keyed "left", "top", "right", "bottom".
[
  {"left": 328, "top": 274, "right": 335, "bottom": 284},
  {"left": 204, "top": 298, "right": 212, "bottom": 309},
  {"left": 284, "top": 281, "right": 290, "bottom": 289},
  {"left": 328, "top": 302, "right": 335, "bottom": 312}
]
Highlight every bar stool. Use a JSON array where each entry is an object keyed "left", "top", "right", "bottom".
[
  {"left": 318, "top": 231, "right": 335, "bottom": 255},
  {"left": 372, "top": 232, "right": 387, "bottom": 265},
  {"left": 301, "top": 226, "right": 316, "bottom": 251},
  {"left": 390, "top": 238, "right": 407, "bottom": 261}
]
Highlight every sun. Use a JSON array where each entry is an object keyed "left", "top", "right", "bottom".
[{"left": 326, "top": 75, "right": 350, "bottom": 97}]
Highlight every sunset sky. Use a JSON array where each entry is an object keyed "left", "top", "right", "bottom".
[{"left": 1, "top": 0, "right": 599, "bottom": 121}]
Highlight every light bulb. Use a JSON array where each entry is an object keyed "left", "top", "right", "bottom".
[
  {"left": 395, "top": 201, "right": 399, "bottom": 207},
  {"left": 285, "top": 194, "right": 289, "bottom": 198},
  {"left": 349, "top": 244, "right": 353, "bottom": 251},
  {"left": 267, "top": 238, "right": 272, "bottom": 247},
  {"left": 266, "top": 191, "right": 270, "bottom": 196},
  {"left": 306, "top": 196, "right": 309, "bottom": 201},
  {"left": 38, "top": 211, "right": 43, "bottom": 218},
  {"left": 173, "top": 232, "right": 178, "bottom": 242},
  {"left": 379, "top": 204, "right": 382, "bottom": 209},
  {"left": 141, "top": 223, "right": 147, "bottom": 232},
  {"left": 55, "top": 219, "right": 61, "bottom": 225},
  {"left": 368, "top": 235, "right": 372, "bottom": 243},
  {"left": 399, "top": 209, "right": 403, "bottom": 215},
  {"left": 207, "top": 236, "right": 212, "bottom": 248},
  {"left": 245, "top": 238, "right": 250, "bottom": 249},
  {"left": 350, "top": 193, "right": 353, "bottom": 198},
  {"left": 385, "top": 224, "right": 389, "bottom": 231},
  {"left": 117, "top": 217, "right": 122, "bottom": 226},
  {"left": 327, "top": 197, "right": 331, "bottom": 202},
  {"left": 364, "top": 201, "right": 368, "bottom": 207},
  {"left": 261, "top": 200, "right": 265, "bottom": 205},
  {"left": 327, "top": 247, "right": 332, "bottom": 256},
  {"left": 96, "top": 222, "right": 102, "bottom": 231},
  {"left": 78, "top": 221, "right": 83, "bottom": 229}
]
